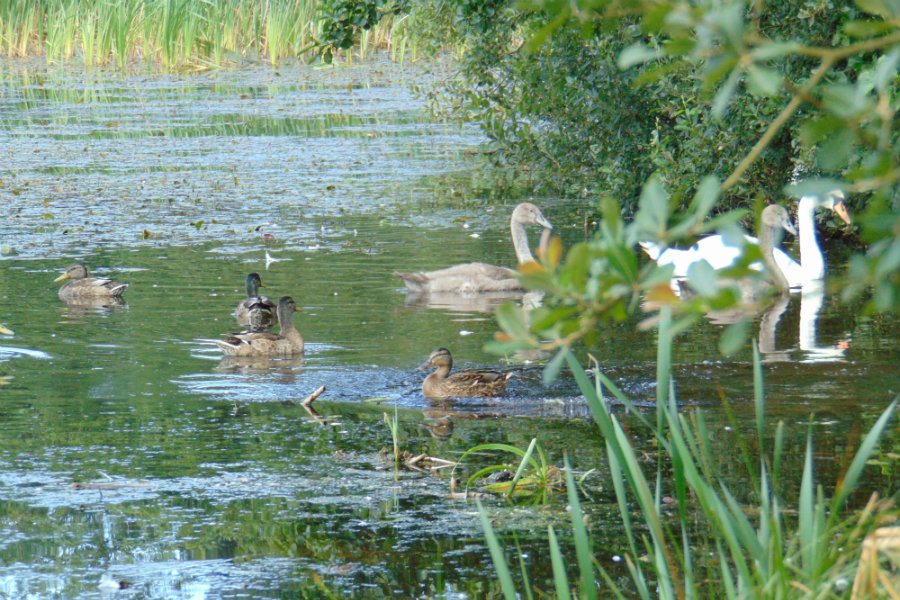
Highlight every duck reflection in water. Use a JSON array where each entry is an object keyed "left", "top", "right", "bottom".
[
  {"left": 59, "top": 295, "right": 127, "bottom": 320},
  {"left": 214, "top": 355, "right": 304, "bottom": 380}
]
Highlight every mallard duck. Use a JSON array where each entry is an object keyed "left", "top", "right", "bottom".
[
  {"left": 215, "top": 296, "right": 303, "bottom": 357},
  {"left": 54, "top": 263, "right": 128, "bottom": 300},
  {"left": 419, "top": 347, "right": 512, "bottom": 399},
  {"left": 395, "top": 202, "right": 553, "bottom": 294},
  {"left": 234, "top": 273, "right": 276, "bottom": 331},
  {"left": 641, "top": 191, "right": 851, "bottom": 288}
]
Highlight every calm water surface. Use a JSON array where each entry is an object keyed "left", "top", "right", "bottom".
[{"left": 0, "top": 61, "right": 897, "bottom": 598}]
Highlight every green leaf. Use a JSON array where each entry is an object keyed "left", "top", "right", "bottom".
[
  {"left": 854, "top": 0, "right": 900, "bottom": 18},
  {"left": 719, "top": 319, "right": 749, "bottom": 356},
  {"left": 547, "top": 527, "right": 572, "bottom": 600},
  {"left": 618, "top": 43, "right": 658, "bottom": 69},
  {"left": 746, "top": 65, "right": 782, "bottom": 97},
  {"left": 565, "top": 459, "right": 598, "bottom": 600},
  {"left": 524, "top": 7, "right": 571, "bottom": 53},
  {"left": 635, "top": 175, "right": 669, "bottom": 235},
  {"left": 695, "top": 176, "right": 721, "bottom": 217},
  {"left": 712, "top": 69, "right": 742, "bottom": 120},
  {"left": 543, "top": 348, "right": 567, "bottom": 385},
  {"left": 686, "top": 260, "right": 718, "bottom": 296},
  {"left": 832, "top": 398, "right": 898, "bottom": 511},
  {"left": 750, "top": 41, "right": 800, "bottom": 60},
  {"left": 785, "top": 178, "right": 845, "bottom": 198},
  {"left": 875, "top": 48, "right": 900, "bottom": 93},
  {"left": 799, "top": 115, "right": 842, "bottom": 146},
  {"left": 710, "top": 3, "right": 745, "bottom": 47},
  {"left": 817, "top": 129, "right": 856, "bottom": 171},
  {"left": 495, "top": 302, "right": 530, "bottom": 341},
  {"left": 477, "top": 502, "right": 518, "bottom": 600},
  {"left": 844, "top": 19, "right": 895, "bottom": 37}
]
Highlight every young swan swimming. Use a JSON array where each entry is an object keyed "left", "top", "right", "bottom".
[
  {"left": 215, "top": 296, "right": 303, "bottom": 357},
  {"left": 234, "top": 273, "right": 276, "bottom": 331},
  {"left": 54, "top": 263, "right": 128, "bottom": 300},
  {"left": 395, "top": 202, "right": 553, "bottom": 294},
  {"left": 419, "top": 347, "right": 512, "bottom": 399}
]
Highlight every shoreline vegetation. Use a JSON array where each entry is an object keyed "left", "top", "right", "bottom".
[{"left": 0, "top": 0, "right": 422, "bottom": 70}]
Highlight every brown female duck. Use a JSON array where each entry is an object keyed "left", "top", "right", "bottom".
[
  {"left": 234, "top": 273, "right": 276, "bottom": 331},
  {"left": 54, "top": 263, "right": 128, "bottom": 301},
  {"left": 215, "top": 296, "right": 303, "bottom": 357},
  {"left": 419, "top": 347, "right": 511, "bottom": 399}
]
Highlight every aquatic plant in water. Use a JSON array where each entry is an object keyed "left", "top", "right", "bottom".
[{"left": 480, "top": 311, "right": 898, "bottom": 598}]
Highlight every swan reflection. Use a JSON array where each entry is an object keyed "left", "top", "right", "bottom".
[{"left": 755, "top": 287, "right": 848, "bottom": 364}]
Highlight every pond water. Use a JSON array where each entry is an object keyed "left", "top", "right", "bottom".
[{"left": 0, "top": 60, "right": 897, "bottom": 598}]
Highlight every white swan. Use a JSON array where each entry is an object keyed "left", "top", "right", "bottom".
[
  {"left": 641, "top": 191, "right": 850, "bottom": 288},
  {"left": 395, "top": 202, "right": 552, "bottom": 294}
]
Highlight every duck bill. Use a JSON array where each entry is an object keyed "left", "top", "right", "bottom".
[
  {"left": 834, "top": 200, "right": 852, "bottom": 225},
  {"left": 416, "top": 360, "right": 433, "bottom": 371},
  {"left": 53, "top": 273, "right": 70, "bottom": 283},
  {"left": 0, "top": 324, "right": 13, "bottom": 335}
]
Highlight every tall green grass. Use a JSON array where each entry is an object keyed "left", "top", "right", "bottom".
[
  {"left": 0, "top": 0, "right": 418, "bottom": 69},
  {"left": 481, "top": 307, "right": 898, "bottom": 597}
]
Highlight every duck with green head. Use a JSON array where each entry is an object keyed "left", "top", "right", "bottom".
[{"left": 234, "top": 273, "right": 276, "bottom": 331}]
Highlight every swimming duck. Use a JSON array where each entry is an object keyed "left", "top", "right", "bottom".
[
  {"left": 215, "top": 296, "right": 303, "bottom": 357},
  {"left": 234, "top": 273, "right": 276, "bottom": 331},
  {"left": 419, "top": 347, "right": 512, "bottom": 399},
  {"left": 641, "top": 191, "right": 850, "bottom": 288},
  {"left": 54, "top": 263, "right": 128, "bottom": 300},
  {"left": 395, "top": 202, "right": 553, "bottom": 294}
]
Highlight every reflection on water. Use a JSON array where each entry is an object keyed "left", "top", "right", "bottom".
[{"left": 0, "top": 63, "right": 896, "bottom": 598}]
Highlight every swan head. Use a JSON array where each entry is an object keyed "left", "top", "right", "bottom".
[
  {"left": 762, "top": 204, "right": 797, "bottom": 236},
  {"left": 801, "top": 190, "right": 851, "bottom": 224},
  {"left": 512, "top": 203, "right": 553, "bottom": 230},
  {"left": 823, "top": 190, "right": 851, "bottom": 224}
]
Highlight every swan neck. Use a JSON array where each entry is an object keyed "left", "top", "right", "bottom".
[
  {"left": 511, "top": 217, "right": 534, "bottom": 263},
  {"left": 797, "top": 198, "right": 824, "bottom": 279},
  {"left": 760, "top": 223, "right": 790, "bottom": 292}
]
